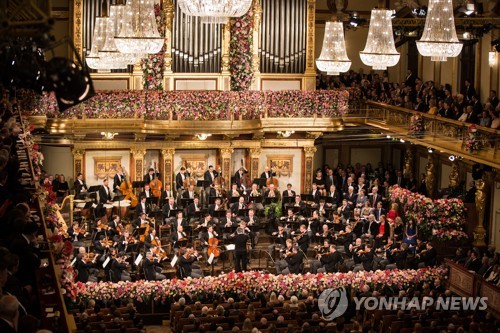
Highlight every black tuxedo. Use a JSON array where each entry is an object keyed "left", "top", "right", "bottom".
[
  {"left": 162, "top": 203, "right": 178, "bottom": 218},
  {"left": 260, "top": 171, "right": 275, "bottom": 179},
  {"left": 187, "top": 202, "right": 201, "bottom": 217},
  {"left": 161, "top": 189, "right": 175, "bottom": 201},
  {"left": 136, "top": 202, "right": 150, "bottom": 216},
  {"left": 208, "top": 204, "right": 224, "bottom": 217},
  {"left": 328, "top": 190, "right": 341, "bottom": 206},
  {"left": 175, "top": 172, "right": 185, "bottom": 190},
  {"left": 282, "top": 189, "right": 296, "bottom": 202},
  {"left": 231, "top": 202, "right": 246, "bottom": 216},
  {"left": 274, "top": 231, "right": 289, "bottom": 247},
  {"left": 143, "top": 258, "right": 158, "bottom": 280},
  {"left": 297, "top": 234, "right": 309, "bottom": 254},
  {"left": 234, "top": 233, "right": 249, "bottom": 272},
  {"left": 113, "top": 174, "right": 124, "bottom": 193},
  {"left": 182, "top": 190, "right": 196, "bottom": 199},
  {"left": 204, "top": 170, "right": 219, "bottom": 186},
  {"left": 321, "top": 251, "right": 343, "bottom": 273},
  {"left": 171, "top": 218, "right": 188, "bottom": 231},
  {"left": 339, "top": 205, "right": 351, "bottom": 220},
  {"left": 180, "top": 255, "right": 198, "bottom": 277},
  {"left": 76, "top": 257, "right": 93, "bottom": 283},
  {"left": 360, "top": 250, "right": 375, "bottom": 271},
  {"left": 310, "top": 189, "right": 321, "bottom": 202},
  {"left": 170, "top": 231, "right": 188, "bottom": 247},
  {"left": 363, "top": 220, "right": 379, "bottom": 236},
  {"left": 263, "top": 189, "right": 279, "bottom": 199},
  {"left": 286, "top": 252, "right": 303, "bottom": 274},
  {"left": 110, "top": 259, "right": 127, "bottom": 282},
  {"left": 74, "top": 179, "right": 88, "bottom": 196},
  {"left": 144, "top": 172, "right": 159, "bottom": 184},
  {"left": 99, "top": 185, "right": 111, "bottom": 204}
]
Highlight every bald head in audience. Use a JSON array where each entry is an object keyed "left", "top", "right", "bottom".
[{"left": 0, "top": 295, "right": 19, "bottom": 328}]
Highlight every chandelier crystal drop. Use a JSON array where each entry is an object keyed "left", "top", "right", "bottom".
[
  {"left": 316, "top": 21, "right": 351, "bottom": 75},
  {"left": 359, "top": 9, "right": 400, "bottom": 70},
  {"left": 86, "top": 16, "right": 128, "bottom": 70},
  {"left": 178, "top": 0, "right": 252, "bottom": 22},
  {"left": 416, "top": 0, "right": 463, "bottom": 62},
  {"left": 114, "top": 0, "right": 164, "bottom": 54}
]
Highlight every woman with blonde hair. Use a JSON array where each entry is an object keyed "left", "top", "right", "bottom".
[{"left": 387, "top": 202, "right": 399, "bottom": 223}]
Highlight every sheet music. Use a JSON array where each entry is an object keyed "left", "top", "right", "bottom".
[
  {"left": 70, "top": 257, "right": 77, "bottom": 267},
  {"left": 225, "top": 244, "right": 235, "bottom": 251},
  {"left": 102, "top": 257, "right": 111, "bottom": 268},
  {"left": 207, "top": 253, "right": 215, "bottom": 264},
  {"left": 134, "top": 254, "right": 143, "bottom": 266},
  {"left": 170, "top": 255, "right": 178, "bottom": 267}
]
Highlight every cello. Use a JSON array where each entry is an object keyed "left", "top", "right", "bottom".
[
  {"left": 120, "top": 172, "right": 138, "bottom": 207},
  {"left": 149, "top": 162, "right": 162, "bottom": 198},
  {"left": 239, "top": 159, "right": 252, "bottom": 188},
  {"left": 207, "top": 237, "right": 221, "bottom": 258}
]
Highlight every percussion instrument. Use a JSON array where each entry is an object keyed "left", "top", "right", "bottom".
[
  {"left": 103, "top": 204, "right": 114, "bottom": 218},
  {"left": 112, "top": 200, "right": 131, "bottom": 218}
]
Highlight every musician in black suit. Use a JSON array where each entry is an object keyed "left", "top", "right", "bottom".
[
  {"left": 75, "top": 253, "right": 97, "bottom": 283},
  {"left": 234, "top": 227, "right": 249, "bottom": 272},
  {"left": 204, "top": 165, "right": 219, "bottom": 187},
  {"left": 110, "top": 253, "right": 131, "bottom": 282},
  {"left": 284, "top": 246, "right": 303, "bottom": 274},
  {"left": 180, "top": 248, "right": 203, "bottom": 278},
  {"left": 161, "top": 184, "right": 175, "bottom": 202},
  {"left": 292, "top": 224, "right": 309, "bottom": 254},
  {"left": 231, "top": 196, "right": 247, "bottom": 216},
  {"left": 233, "top": 167, "right": 248, "bottom": 188},
  {"left": 221, "top": 210, "right": 237, "bottom": 234},
  {"left": 260, "top": 166, "right": 275, "bottom": 179},
  {"left": 170, "top": 225, "right": 188, "bottom": 250},
  {"left": 182, "top": 184, "right": 197, "bottom": 199},
  {"left": 418, "top": 243, "right": 437, "bottom": 268},
  {"left": 310, "top": 183, "right": 321, "bottom": 203},
  {"left": 144, "top": 168, "right": 159, "bottom": 184},
  {"left": 175, "top": 167, "right": 188, "bottom": 191},
  {"left": 143, "top": 252, "right": 166, "bottom": 280},
  {"left": 98, "top": 179, "right": 111, "bottom": 204},
  {"left": 282, "top": 183, "right": 296, "bottom": 202},
  {"left": 162, "top": 197, "right": 178, "bottom": 221},
  {"left": 74, "top": 172, "right": 88, "bottom": 196},
  {"left": 187, "top": 197, "right": 202, "bottom": 221},
  {"left": 113, "top": 169, "right": 125, "bottom": 194},
  {"left": 263, "top": 183, "right": 279, "bottom": 199},
  {"left": 353, "top": 243, "right": 375, "bottom": 272},
  {"left": 171, "top": 211, "right": 188, "bottom": 232},
  {"left": 244, "top": 209, "right": 259, "bottom": 247},
  {"left": 268, "top": 223, "right": 288, "bottom": 256},
  {"left": 136, "top": 196, "right": 150, "bottom": 217},
  {"left": 327, "top": 185, "right": 341, "bottom": 208},
  {"left": 208, "top": 197, "right": 224, "bottom": 217},
  {"left": 318, "top": 245, "right": 343, "bottom": 273}
]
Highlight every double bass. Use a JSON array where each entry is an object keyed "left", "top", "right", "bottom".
[
  {"left": 120, "top": 172, "right": 138, "bottom": 207},
  {"left": 183, "top": 161, "right": 196, "bottom": 189},
  {"left": 266, "top": 167, "right": 279, "bottom": 187},
  {"left": 239, "top": 159, "right": 252, "bottom": 188},
  {"left": 149, "top": 162, "right": 162, "bottom": 198}
]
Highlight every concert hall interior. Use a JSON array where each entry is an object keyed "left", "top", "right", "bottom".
[{"left": 1, "top": 0, "right": 500, "bottom": 332}]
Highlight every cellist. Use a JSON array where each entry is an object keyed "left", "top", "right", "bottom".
[{"left": 200, "top": 224, "right": 219, "bottom": 263}]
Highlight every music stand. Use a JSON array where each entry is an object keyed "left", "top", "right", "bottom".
[
  {"left": 283, "top": 196, "right": 295, "bottom": 206},
  {"left": 212, "top": 210, "right": 227, "bottom": 219},
  {"left": 196, "top": 180, "right": 210, "bottom": 188},
  {"left": 208, "top": 196, "right": 222, "bottom": 204},
  {"left": 132, "top": 181, "right": 146, "bottom": 189},
  {"left": 191, "top": 210, "right": 205, "bottom": 221},
  {"left": 145, "top": 197, "right": 155, "bottom": 207},
  {"left": 167, "top": 209, "right": 180, "bottom": 219},
  {"left": 264, "top": 197, "right": 279, "bottom": 205},
  {"left": 249, "top": 195, "right": 262, "bottom": 204},
  {"left": 291, "top": 206, "right": 302, "bottom": 215},
  {"left": 181, "top": 198, "right": 194, "bottom": 208},
  {"left": 238, "top": 208, "right": 250, "bottom": 217},
  {"left": 88, "top": 185, "right": 101, "bottom": 193},
  {"left": 230, "top": 196, "right": 240, "bottom": 204},
  {"left": 254, "top": 178, "right": 267, "bottom": 188},
  {"left": 321, "top": 196, "right": 333, "bottom": 204},
  {"left": 113, "top": 195, "right": 125, "bottom": 202},
  {"left": 77, "top": 193, "right": 90, "bottom": 200},
  {"left": 301, "top": 194, "right": 314, "bottom": 202}
]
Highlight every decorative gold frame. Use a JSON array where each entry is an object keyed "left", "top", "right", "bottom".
[
  {"left": 93, "top": 156, "right": 122, "bottom": 179},
  {"left": 266, "top": 154, "right": 294, "bottom": 177},
  {"left": 180, "top": 155, "right": 208, "bottom": 178}
]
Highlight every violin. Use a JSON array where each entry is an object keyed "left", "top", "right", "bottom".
[
  {"left": 293, "top": 231, "right": 306, "bottom": 242},
  {"left": 83, "top": 253, "right": 98, "bottom": 263}
]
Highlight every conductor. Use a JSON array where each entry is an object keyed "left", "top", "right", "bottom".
[{"left": 234, "top": 227, "right": 249, "bottom": 272}]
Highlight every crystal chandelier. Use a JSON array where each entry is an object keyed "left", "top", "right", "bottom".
[
  {"left": 178, "top": 0, "right": 252, "bottom": 22},
  {"left": 316, "top": 21, "right": 351, "bottom": 75},
  {"left": 359, "top": 9, "right": 400, "bottom": 70},
  {"left": 416, "top": 0, "right": 463, "bottom": 62},
  {"left": 114, "top": 0, "right": 164, "bottom": 54}
]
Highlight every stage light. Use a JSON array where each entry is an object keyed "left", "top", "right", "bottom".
[
  {"left": 400, "top": 139, "right": 405, "bottom": 143},
  {"left": 46, "top": 57, "right": 95, "bottom": 111},
  {"left": 386, "top": 135, "right": 391, "bottom": 139},
  {"left": 427, "top": 147, "right": 433, "bottom": 153},
  {"left": 448, "top": 155, "right": 456, "bottom": 162}
]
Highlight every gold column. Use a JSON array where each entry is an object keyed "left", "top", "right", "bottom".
[
  {"left": 303, "top": 146, "right": 317, "bottom": 193},
  {"left": 131, "top": 149, "right": 146, "bottom": 182},
  {"left": 251, "top": 0, "right": 262, "bottom": 90},
  {"left": 72, "top": 149, "right": 85, "bottom": 179},
  {"left": 425, "top": 154, "right": 437, "bottom": 199},
  {"left": 161, "top": 148, "right": 175, "bottom": 188},
  {"left": 220, "top": 148, "right": 234, "bottom": 191},
  {"left": 303, "top": 0, "right": 316, "bottom": 90},
  {"left": 73, "top": 0, "right": 83, "bottom": 60},
  {"left": 402, "top": 146, "right": 414, "bottom": 180},
  {"left": 449, "top": 161, "right": 460, "bottom": 188},
  {"left": 473, "top": 176, "right": 489, "bottom": 247},
  {"left": 221, "top": 20, "right": 231, "bottom": 91},
  {"left": 163, "top": 0, "right": 174, "bottom": 90},
  {"left": 249, "top": 148, "right": 262, "bottom": 182}
]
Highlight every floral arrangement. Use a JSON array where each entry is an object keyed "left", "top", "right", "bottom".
[
  {"left": 141, "top": 4, "right": 166, "bottom": 90},
  {"left": 72, "top": 267, "right": 446, "bottom": 304},
  {"left": 29, "top": 89, "right": 353, "bottom": 120},
  {"left": 390, "top": 186, "right": 468, "bottom": 241},
  {"left": 18, "top": 119, "right": 43, "bottom": 178},
  {"left": 409, "top": 114, "right": 424, "bottom": 136},
  {"left": 230, "top": 9, "right": 254, "bottom": 90},
  {"left": 465, "top": 124, "right": 480, "bottom": 152}
]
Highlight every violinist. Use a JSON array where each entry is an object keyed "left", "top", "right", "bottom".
[
  {"left": 136, "top": 195, "right": 150, "bottom": 217},
  {"left": 208, "top": 197, "right": 224, "bottom": 219},
  {"left": 268, "top": 223, "right": 288, "bottom": 258},
  {"left": 338, "top": 225, "right": 354, "bottom": 255},
  {"left": 75, "top": 252, "right": 98, "bottom": 283},
  {"left": 348, "top": 238, "right": 364, "bottom": 269},
  {"left": 180, "top": 247, "right": 204, "bottom": 278},
  {"left": 94, "top": 235, "right": 112, "bottom": 260},
  {"left": 280, "top": 208, "right": 299, "bottom": 231},
  {"left": 310, "top": 239, "right": 331, "bottom": 273},
  {"left": 143, "top": 251, "right": 166, "bottom": 280},
  {"left": 182, "top": 184, "right": 197, "bottom": 199},
  {"left": 144, "top": 229, "right": 158, "bottom": 250},
  {"left": 187, "top": 196, "right": 201, "bottom": 222},
  {"left": 144, "top": 167, "right": 159, "bottom": 184},
  {"left": 315, "top": 224, "right": 333, "bottom": 244},
  {"left": 348, "top": 213, "right": 363, "bottom": 238},
  {"left": 175, "top": 167, "right": 188, "bottom": 191},
  {"left": 317, "top": 245, "right": 343, "bottom": 273},
  {"left": 108, "top": 215, "right": 120, "bottom": 238},
  {"left": 316, "top": 199, "right": 329, "bottom": 222},
  {"left": 110, "top": 251, "right": 131, "bottom": 282},
  {"left": 353, "top": 242, "right": 374, "bottom": 272},
  {"left": 162, "top": 197, "right": 178, "bottom": 223},
  {"left": 170, "top": 225, "right": 188, "bottom": 252},
  {"left": 291, "top": 224, "right": 309, "bottom": 254},
  {"left": 68, "top": 222, "right": 86, "bottom": 247},
  {"left": 117, "top": 230, "right": 137, "bottom": 253},
  {"left": 275, "top": 245, "right": 303, "bottom": 275},
  {"left": 378, "top": 237, "right": 400, "bottom": 269},
  {"left": 233, "top": 227, "right": 249, "bottom": 272},
  {"left": 306, "top": 210, "right": 321, "bottom": 239},
  {"left": 113, "top": 168, "right": 125, "bottom": 195}
]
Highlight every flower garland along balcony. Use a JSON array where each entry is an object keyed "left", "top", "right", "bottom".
[{"left": 26, "top": 89, "right": 353, "bottom": 120}]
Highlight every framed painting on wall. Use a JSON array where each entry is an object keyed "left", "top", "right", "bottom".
[
  {"left": 180, "top": 155, "right": 208, "bottom": 179},
  {"left": 266, "top": 155, "right": 294, "bottom": 177},
  {"left": 93, "top": 156, "right": 122, "bottom": 179}
]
